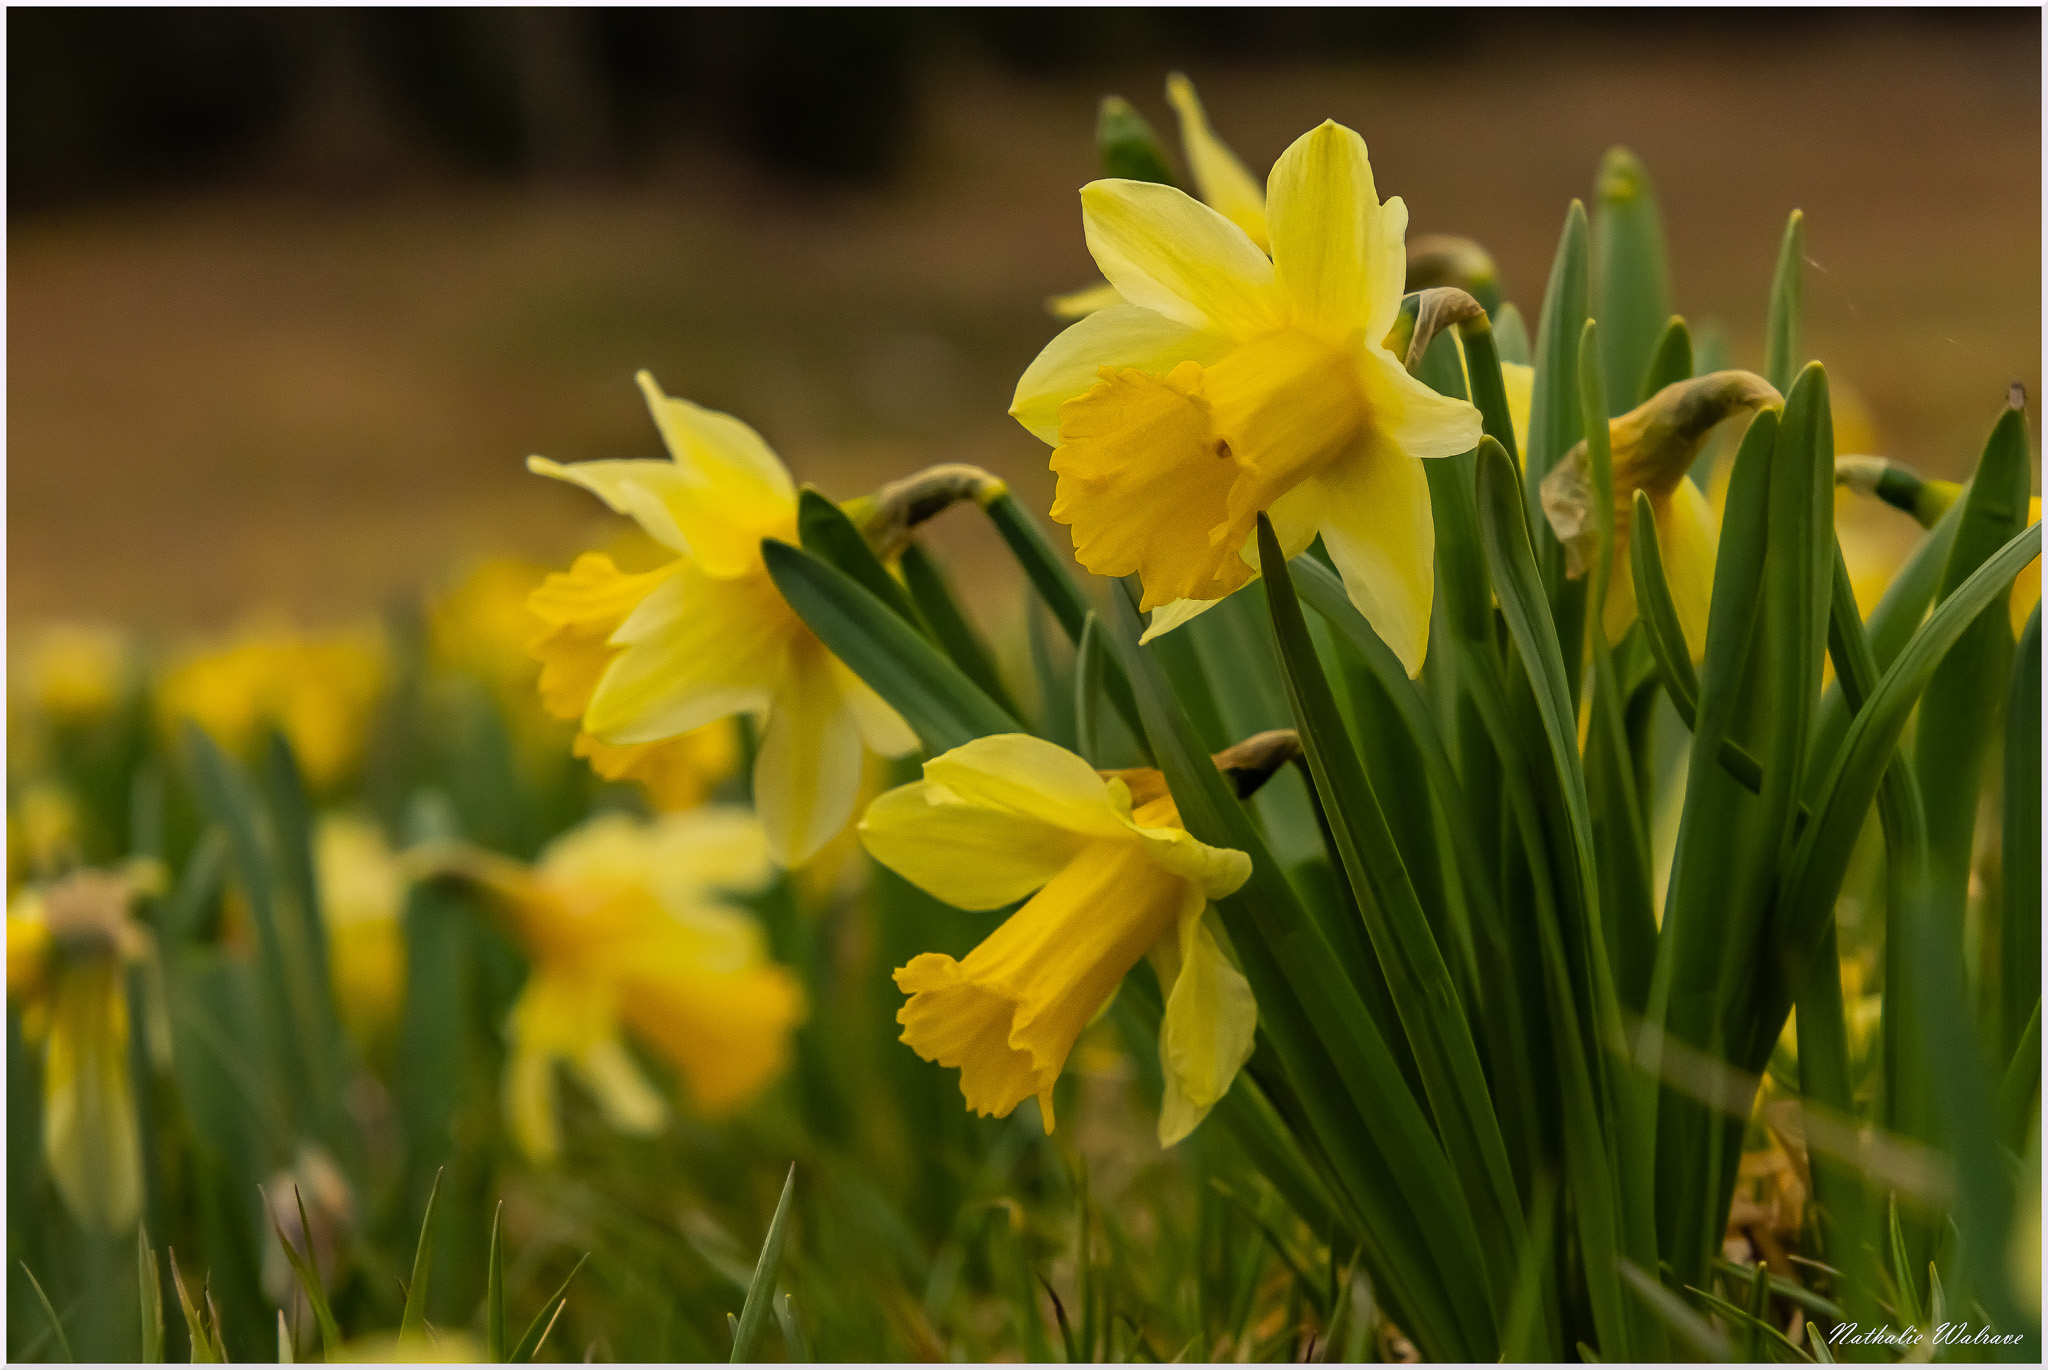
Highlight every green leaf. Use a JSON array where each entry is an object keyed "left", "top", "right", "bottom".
[
  {"left": 139, "top": 1227, "right": 165, "bottom": 1363},
  {"left": 1097, "top": 95, "right": 1178, "bottom": 185},
  {"left": 1640, "top": 316, "right": 1693, "bottom": 404},
  {"left": 899, "top": 540, "right": 1022, "bottom": 721},
  {"left": 277, "top": 1310, "right": 293, "bottom": 1364},
  {"left": 509, "top": 1255, "right": 586, "bottom": 1363},
  {"left": 1619, "top": 1261, "right": 1734, "bottom": 1362},
  {"left": 1525, "top": 200, "right": 1591, "bottom": 569},
  {"left": 1101, "top": 582, "right": 1493, "bottom": 1362},
  {"left": 167, "top": 1249, "right": 221, "bottom": 1363},
  {"left": 1072, "top": 611, "right": 1105, "bottom": 765},
  {"left": 731, "top": 1164, "right": 799, "bottom": 1362},
  {"left": 773, "top": 1292, "right": 811, "bottom": 1363},
  {"left": 1591, "top": 148, "right": 1673, "bottom": 412},
  {"left": 1765, "top": 211, "right": 1805, "bottom": 394},
  {"left": 798, "top": 488, "right": 925, "bottom": 630},
  {"left": 1493, "top": 301, "right": 1532, "bottom": 365},
  {"left": 762, "top": 538, "right": 1017, "bottom": 754},
  {"left": 2005, "top": 606, "right": 2043, "bottom": 1063},
  {"left": 400, "top": 1167, "right": 443, "bottom": 1342},
  {"left": 262, "top": 1184, "right": 342, "bottom": 1360},
  {"left": 486, "top": 1202, "right": 508, "bottom": 1362},
  {"left": 1256, "top": 516, "right": 1533, "bottom": 1343},
  {"left": 20, "top": 1259, "right": 75, "bottom": 1362},
  {"left": 978, "top": 490, "right": 1145, "bottom": 746}
]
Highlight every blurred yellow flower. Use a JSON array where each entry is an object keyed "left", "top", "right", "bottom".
[
  {"left": 12, "top": 623, "right": 133, "bottom": 725},
  {"left": 316, "top": 813, "right": 407, "bottom": 1043},
  {"left": 445, "top": 807, "right": 804, "bottom": 1161},
  {"left": 428, "top": 558, "right": 551, "bottom": 707},
  {"left": 861, "top": 734, "right": 1253, "bottom": 1145},
  {"left": 8, "top": 869, "right": 150, "bottom": 1231},
  {"left": 9, "top": 782, "right": 82, "bottom": 889},
  {"left": 1012, "top": 120, "right": 1481, "bottom": 673},
  {"left": 159, "top": 625, "right": 386, "bottom": 791},
  {"left": 528, "top": 373, "right": 916, "bottom": 862},
  {"left": 1542, "top": 372, "right": 1781, "bottom": 661}
]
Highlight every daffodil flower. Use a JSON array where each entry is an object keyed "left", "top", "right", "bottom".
[
  {"left": 7, "top": 869, "right": 151, "bottom": 1231},
  {"left": 315, "top": 813, "right": 406, "bottom": 1044},
  {"left": 528, "top": 374, "right": 917, "bottom": 864},
  {"left": 860, "top": 734, "right": 1254, "bottom": 1145},
  {"left": 1012, "top": 120, "right": 1482, "bottom": 673},
  {"left": 1542, "top": 371, "right": 1781, "bottom": 661},
  {"left": 442, "top": 807, "right": 804, "bottom": 1161},
  {"left": 158, "top": 625, "right": 387, "bottom": 792}
]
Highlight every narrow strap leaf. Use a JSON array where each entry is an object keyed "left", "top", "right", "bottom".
[
  {"left": 510, "top": 1254, "right": 588, "bottom": 1363},
  {"left": 730, "top": 1165, "right": 799, "bottom": 1362},
  {"left": 399, "top": 1167, "right": 443, "bottom": 1342}
]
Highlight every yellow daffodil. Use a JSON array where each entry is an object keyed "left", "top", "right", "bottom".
[
  {"left": 315, "top": 813, "right": 406, "bottom": 1043},
  {"left": 1012, "top": 120, "right": 1482, "bottom": 673},
  {"left": 12, "top": 623, "right": 133, "bottom": 726},
  {"left": 528, "top": 374, "right": 917, "bottom": 862},
  {"left": 9, "top": 781, "right": 82, "bottom": 888},
  {"left": 7, "top": 869, "right": 150, "bottom": 1231},
  {"left": 442, "top": 807, "right": 803, "bottom": 1160},
  {"left": 860, "top": 734, "right": 1254, "bottom": 1145},
  {"left": 159, "top": 624, "right": 386, "bottom": 791},
  {"left": 1542, "top": 371, "right": 1781, "bottom": 661}
]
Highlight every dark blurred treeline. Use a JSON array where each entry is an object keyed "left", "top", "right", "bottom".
[{"left": 9, "top": 7, "right": 2030, "bottom": 211}]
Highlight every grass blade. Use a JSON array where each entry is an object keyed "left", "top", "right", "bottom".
[
  {"left": 139, "top": 1226, "right": 165, "bottom": 1362},
  {"left": 1619, "top": 1261, "right": 1734, "bottom": 1362},
  {"left": 261, "top": 1184, "right": 342, "bottom": 1360},
  {"left": 399, "top": 1167, "right": 443, "bottom": 1342},
  {"left": 731, "top": 1164, "right": 799, "bottom": 1363},
  {"left": 167, "top": 1249, "right": 220, "bottom": 1363},
  {"left": 486, "top": 1202, "right": 507, "bottom": 1362},
  {"left": 20, "top": 1260, "right": 75, "bottom": 1362},
  {"left": 762, "top": 537, "right": 1018, "bottom": 753},
  {"left": 509, "top": 1254, "right": 588, "bottom": 1363}
]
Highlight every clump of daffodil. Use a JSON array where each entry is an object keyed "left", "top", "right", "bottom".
[
  {"left": 1542, "top": 370, "right": 1782, "bottom": 660},
  {"left": 158, "top": 623, "right": 387, "bottom": 792},
  {"left": 528, "top": 374, "right": 916, "bottom": 862},
  {"left": 315, "top": 813, "right": 406, "bottom": 1044},
  {"left": 860, "top": 734, "right": 1254, "bottom": 1145},
  {"left": 7, "top": 869, "right": 154, "bottom": 1231},
  {"left": 428, "top": 806, "right": 803, "bottom": 1161},
  {"left": 1836, "top": 454, "right": 2042, "bottom": 638},
  {"left": 1012, "top": 117, "right": 1482, "bottom": 672},
  {"left": 12, "top": 623, "right": 134, "bottom": 727}
]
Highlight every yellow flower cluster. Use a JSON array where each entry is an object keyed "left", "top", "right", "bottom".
[{"left": 158, "top": 624, "right": 387, "bottom": 791}]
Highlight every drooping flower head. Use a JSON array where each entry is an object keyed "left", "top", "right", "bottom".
[
  {"left": 435, "top": 807, "right": 804, "bottom": 1161},
  {"left": 1013, "top": 120, "right": 1482, "bottom": 673},
  {"left": 8, "top": 868, "right": 153, "bottom": 1231},
  {"left": 860, "top": 734, "right": 1254, "bottom": 1145},
  {"left": 528, "top": 374, "right": 917, "bottom": 863},
  {"left": 1541, "top": 371, "right": 1781, "bottom": 661}
]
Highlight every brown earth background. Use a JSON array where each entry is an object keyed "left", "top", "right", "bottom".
[{"left": 8, "top": 11, "right": 2040, "bottom": 642}]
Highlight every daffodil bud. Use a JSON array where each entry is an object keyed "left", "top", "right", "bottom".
[
  {"left": 1395, "top": 287, "right": 1489, "bottom": 374},
  {"left": 1834, "top": 455, "right": 1961, "bottom": 529},
  {"left": 1406, "top": 235, "right": 1503, "bottom": 316},
  {"left": 851, "top": 463, "right": 1008, "bottom": 560},
  {"left": 1543, "top": 370, "right": 1781, "bottom": 579},
  {"left": 1096, "top": 95, "right": 1179, "bottom": 187},
  {"left": 1208, "top": 728, "right": 1304, "bottom": 798}
]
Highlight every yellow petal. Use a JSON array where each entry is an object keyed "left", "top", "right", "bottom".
[
  {"left": 647, "top": 805, "right": 776, "bottom": 905},
  {"left": 7, "top": 906, "right": 51, "bottom": 1000},
  {"left": 1265, "top": 120, "right": 1400, "bottom": 342},
  {"left": 1502, "top": 361, "right": 1535, "bottom": 464},
  {"left": 527, "top": 456, "right": 699, "bottom": 556},
  {"left": 1359, "top": 344, "right": 1486, "bottom": 462},
  {"left": 894, "top": 836, "right": 1191, "bottom": 1128},
  {"left": 573, "top": 720, "right": 739, "bottom": 812},
  {"left": 1126, "top": 817, "right": 1253, "bottom": 901},
  {"left": 1163, "top": 74, "right": 1269, "bottom": 251},
  {"left": 2012, "top": 556, "right": 2041, "bottom": 642},
  {"left": 1048, "top": 281, "right": 1125, "bottom": 319},
  {"left": 860, "top": 780, "right": 1088, "bottom": 911},
  {"left": 1150, "top": 904, "right": 1257, "bottom": 1146},
  {"left": 1138, "top": 595, "right": 1225, "bottom": 644},
  {"left": 832, "top": 657, "right": 919, "bottom": 758},
  {"left": 1613, "top": 477, "right": 1718, "bottom": 661},
  {"left": 505, "top": 1037, "right": 562, "bottom": 1163},
  {"left": 633, "top": 372, "right": 800, "bottom": 575},
  {"left": 569, "top": 1036, "right": 669, "bottom": 1136},
  {"left": 753, "top": 635, "right": 866, "bottom": 866},
  {"left": 1050, "top": 361, "right": 1253, "bottom": 609},
  {"left": 621, "top": 951, "right": 804, "bottom": 1113},
  {"left": 527, "top": 553, "right": 675, "bottom": 720},
  {"left": 919, "top": 733, "right": 1132, "bottom": 839},
  {"left": 586, "top": 562, "right": 796, "bottom": 743},
  {"left": 43, "top": 960, "right": 141, "bottom": 1230},
  {"left": 1288, "top": 441, "right": 1436, "bottom": 677},
  {"left": 1080, "top": 179, "right": 1280, "bottom": 337},
  {"left": 1011, "top": 304, "right": 1233, "bottom": 445}
]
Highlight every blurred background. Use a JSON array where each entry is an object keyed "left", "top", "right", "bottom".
[{"left": 9, "top": 7, "right": 2041, "bottom": 639}]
